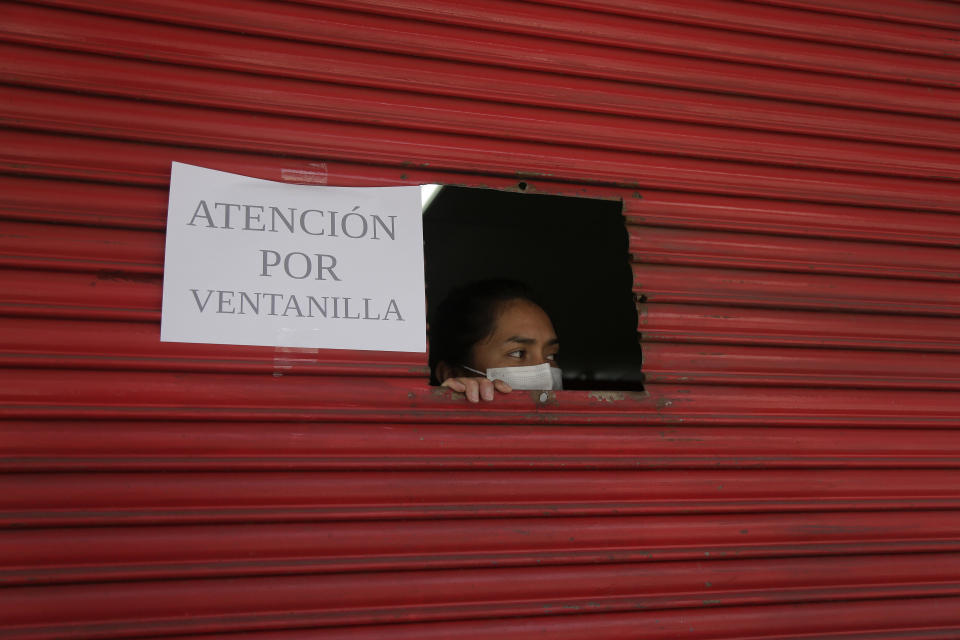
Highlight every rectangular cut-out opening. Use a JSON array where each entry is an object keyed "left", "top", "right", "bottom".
[{"left": 423, "top": 185, "right": 641, "bottom": 390}]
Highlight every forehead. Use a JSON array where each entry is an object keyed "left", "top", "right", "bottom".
[{"left": 487, "top": 299, "right": 556, "bottom": 342}]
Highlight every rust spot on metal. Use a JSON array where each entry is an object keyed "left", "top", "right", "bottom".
[
  {"left": 516, "top": 170, "right": 552, "bottom": 178},
  {"left": 588, "top": 391, "right": 625, "bottom": 403},
  {"left": 430, "top": 387, "right": 458, "bottom": 399}
]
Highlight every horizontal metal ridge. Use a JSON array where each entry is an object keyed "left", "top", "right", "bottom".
[
  {"left": 528, "top": 0, "right": 960, "bottom": 56},
  {"left": 636, "top": 265, "right": 960, "bottom": 315},
  {"left": 4, "top": 90, "right": 960, "bottom": 211},
  {"left": 3, "top": 270, "right": 959, "bottom": 340},
  {"left": 14, "top": 0, "right": 959, "bottom": 118},
  {"left": 7, "top": 420, "right": 960, "bottom": 472},
  {"left": 5, "top": 9, "right": 959, "bottom": 149},
  {"left": 5, "top": 420, "right": 960, "bottom": 471},
  {"left": 0, "top": 175, "right": 167, "bottom": 230},
  {"left": 273, "top": 0, "right": 960, "bottom": 87},
  {"left": 639, "top": 303, "right": 960, "bottom": 351},
  {"left": 4, "top": 511, "right": 960, "bottom": 585},
  {"left": 1, "top": 369, "right": 959, "bottom": 426},
  {"left": 12, "top": 217, "right": 960, "bottom": 282},
  {"left": 6, "top": 174, "right": 960, "bottom": 250},
  {"left": 1, "top": 554, "right": 959, "bottom": 636},
  {"left": 642, "top": 343, "right": 960, "bottom": 389},
  {"left": 5, "top": 128, "right": 959, "bottom": 228},
  {"left": 0, "top": 220, "right": 161, "bottom": 274},
  {"left": 624, "top": 192, "right": 960, "bottom": 247},
  {"left": 8, "top": 594, "right": 957, "bottom": 640},
  {"left": 629, "top": 225, "right": 960, "bottom": 280},
  {"left": 0, "top": 318, "right": 426, "bottom": 377},
  {"left": 8, "top": 46, "right": 960, "bottom": 180},
  {"left": 0, "top": 269, "right": 160, "bottom": 321},
  {"left": 0, "top": 130, "right": 570, "bottom": 195},
  {"left": 751, "top": 0, "right": 960, "bottom": 30},
  {"left": 2, "top": 469, "right": 960, "bottom": 527}
]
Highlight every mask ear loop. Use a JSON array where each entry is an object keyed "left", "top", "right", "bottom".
[{"left": 461, "top": 365, "right": 486, "bottom": 377}]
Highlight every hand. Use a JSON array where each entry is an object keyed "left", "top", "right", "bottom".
[{"left": 440, "top": 376, "right": 513, "bottom": 403}]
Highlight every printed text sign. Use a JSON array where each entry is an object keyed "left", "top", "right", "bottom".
[{"left": 161, "top": 162, "right": 425, "bottom": 352}]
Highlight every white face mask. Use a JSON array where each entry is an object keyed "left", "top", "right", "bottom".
[{"left": 464, "top": 363, "right": 563, "bottom": 390}]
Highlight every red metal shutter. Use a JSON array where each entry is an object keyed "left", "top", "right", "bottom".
[{"left": 2, "top": 0, "right": 960, "bottom": 637}]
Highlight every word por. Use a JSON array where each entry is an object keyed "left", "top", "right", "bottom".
[{"left": 259, "top": 250, "right": 341, "bottom": 281}]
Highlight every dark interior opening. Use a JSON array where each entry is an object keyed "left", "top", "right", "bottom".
[{"left": 424, "top": 185, "right": 642, "bottom": 390}]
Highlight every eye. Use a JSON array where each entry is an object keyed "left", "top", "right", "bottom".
[
  {"left": 507, "top": 349, "right": 524, "bottom": 359},
  {"left": 546, "top": 353, "right": 558, "bottom": 362}
]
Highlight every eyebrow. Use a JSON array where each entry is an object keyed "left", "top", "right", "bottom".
[{"left": 505, "top": 336, "right": 560, "bottom": 346}]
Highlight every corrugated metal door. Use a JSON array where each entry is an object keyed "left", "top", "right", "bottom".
[{"left": 2, "top": 0, "right": 960, "bottom": 637}]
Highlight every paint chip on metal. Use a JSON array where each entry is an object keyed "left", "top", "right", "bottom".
[{"left": 280, "top": 164, "right": 328, "bottom": 184}]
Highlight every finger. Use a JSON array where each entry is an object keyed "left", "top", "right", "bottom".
[
  {"left": 441, "top": 378, "right": 466, "bottom": 393},
  {"left": 478, "top": 378, "right": 499, "bottom": 402},
  {"left": 462, "top": 378, "right": 480, "bottom": 403},
  {"left": 493, "top": 379, "right": 512, "bottom": 394}
]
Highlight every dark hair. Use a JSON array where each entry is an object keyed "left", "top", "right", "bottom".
[{"left": 428, "top": 279, "right": 542, "bottom": 384}]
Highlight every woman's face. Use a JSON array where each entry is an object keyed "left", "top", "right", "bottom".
[{"left": 470, "top": 299, "right": 559, "bottom": 371}]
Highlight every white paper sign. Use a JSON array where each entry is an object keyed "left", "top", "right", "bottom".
[{"left": 161, "top": 162, "right": 425, "bottom": 352}]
